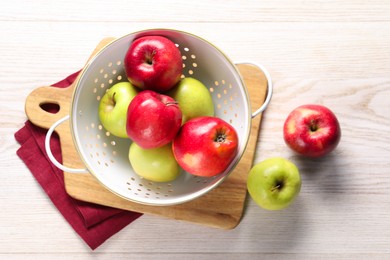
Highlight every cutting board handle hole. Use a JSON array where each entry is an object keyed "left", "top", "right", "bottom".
[{"left": 40, "top": 102, "right": 60, "bottom": 114}]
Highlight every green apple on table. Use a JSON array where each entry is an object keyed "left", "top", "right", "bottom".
[
  {"left": 247, "top": 157, "right": 301, "bottom": 210},
  {"left": 98, "top": 81, "right": 138, "bottom": 138},
  {"left": 168, "top": 77, "right": 214, "bottom": 124},
  {"left": 128, "top": 142, "right": 181, "bottom": 182}
]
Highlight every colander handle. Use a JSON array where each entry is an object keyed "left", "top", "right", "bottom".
[
  {"left": 45, "top": 115, "right": 89, "bottom": 174},
  {"left": 236, "top": 62, "right": 273, "bottom": 118}
]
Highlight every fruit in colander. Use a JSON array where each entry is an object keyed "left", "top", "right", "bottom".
[
  {"left": 126, "top": 90, "right": 182, "bottom": 149},
  {"left": 172, "top": 116, "right": 239, "bottom": 177},
  {"left": 167, "top": 77, "right": 215, "bottom": 124},
  {"left": 98, "top": 81, "right": 138, "bottom": 138},
  {"left": 129, "top": 142, "right": 181, "bottom": 182},
  {"left": 124, "top": 35, "right": 183, "bottom": 93}
]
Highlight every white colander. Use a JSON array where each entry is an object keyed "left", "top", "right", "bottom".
[{"left": 45, "top": 29, "right": 273, "bottom": 206}]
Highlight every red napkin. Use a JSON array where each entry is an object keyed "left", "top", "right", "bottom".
[{"left": 14, "top": 71, "right": 142, "bottom": 250}]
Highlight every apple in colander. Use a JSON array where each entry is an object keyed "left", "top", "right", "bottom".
[
  {"left": 124, "top": 35, "right": 183, "bottom": 93},
  {"left": 98, "top": 81, "right": 138, "bottom": 138},
  {"left": 167, "top": 77, "right": 215, "bottom": 124},
  {"left": 126, "top": 90, "right": 182, "bottom": 149},
  {"left": 172, "top": 116, "right": 239, "bottom": 177},
  {"left": 129, "top": 142, "right": 181, "bottom": 182}
]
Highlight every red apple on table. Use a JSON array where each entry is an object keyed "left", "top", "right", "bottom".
[
  {"left": 126, "top": 90, "right": 182, "bottom": 149},
  {"left": 172, "top": 116, "right": 239, "bottom": 177},
  {"left": 283, "top": 104, "right": 341, "bottom": 158},
  {"left": 124, "top": 35, "right": 183, "bottom": 92}
]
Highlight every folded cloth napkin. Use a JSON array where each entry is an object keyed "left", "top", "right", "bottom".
[{"left": 14, "top": 71, "right": 142, "bottom": 250}]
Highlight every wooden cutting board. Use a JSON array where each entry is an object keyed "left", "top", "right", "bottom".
[{"left": 25, "top": 38, "right": 268, "bottom": 229}]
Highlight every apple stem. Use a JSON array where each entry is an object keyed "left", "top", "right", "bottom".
[
  {"left": 271, "top": 181, "right": 284, "bottom": 192},
  {"left": 215, "top": 133, "right": 226, "bottom": 143},
  {"left": 146, "top": 57, "right": 153, "bottom": 65},
  {"left": 145, "top": 50, "right": 157, "bottom": 65},
  {"left": 310, "top": 119, "right": 318, "bottom": 132},
  {"left": 110, "top": 92, "right": 117, "bottom": 107}
]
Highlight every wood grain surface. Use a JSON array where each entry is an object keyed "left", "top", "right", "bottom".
[
  {"left": 2, "top": 0, "right": 390, "bottom": 258},
  {"left": 24, "top": 37, "right": 268, "bottom": 229}
]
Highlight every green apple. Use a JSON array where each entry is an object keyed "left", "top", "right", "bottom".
[
  {"left": 168, "top": 77, "right": 214, "bottom": 124},
  {"left": 129, "top": 142, "right": 181, "bottom": 182},
  {"left": 98, "top": 81, "right": 138, "bottom": 138},
  {"left": 247, "top": 157, "right": 301, "bottom": 210}
]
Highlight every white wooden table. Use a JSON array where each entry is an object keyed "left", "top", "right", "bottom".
[{"left": 1, "top": 1, "right": 390, "bottom": 258}]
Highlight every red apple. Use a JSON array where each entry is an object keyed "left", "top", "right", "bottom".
[
  {"left": 172, "top": 116, "right": 239, "bottom": 177},
  {"left": 124, "top": 35, "right": 183, "bottom": 92},
  {"left": 283, "top": 104, "right": 341, "bottom": 158},
  {"left": 126, "top": 90, "right": 182, "bottom": 149}
]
